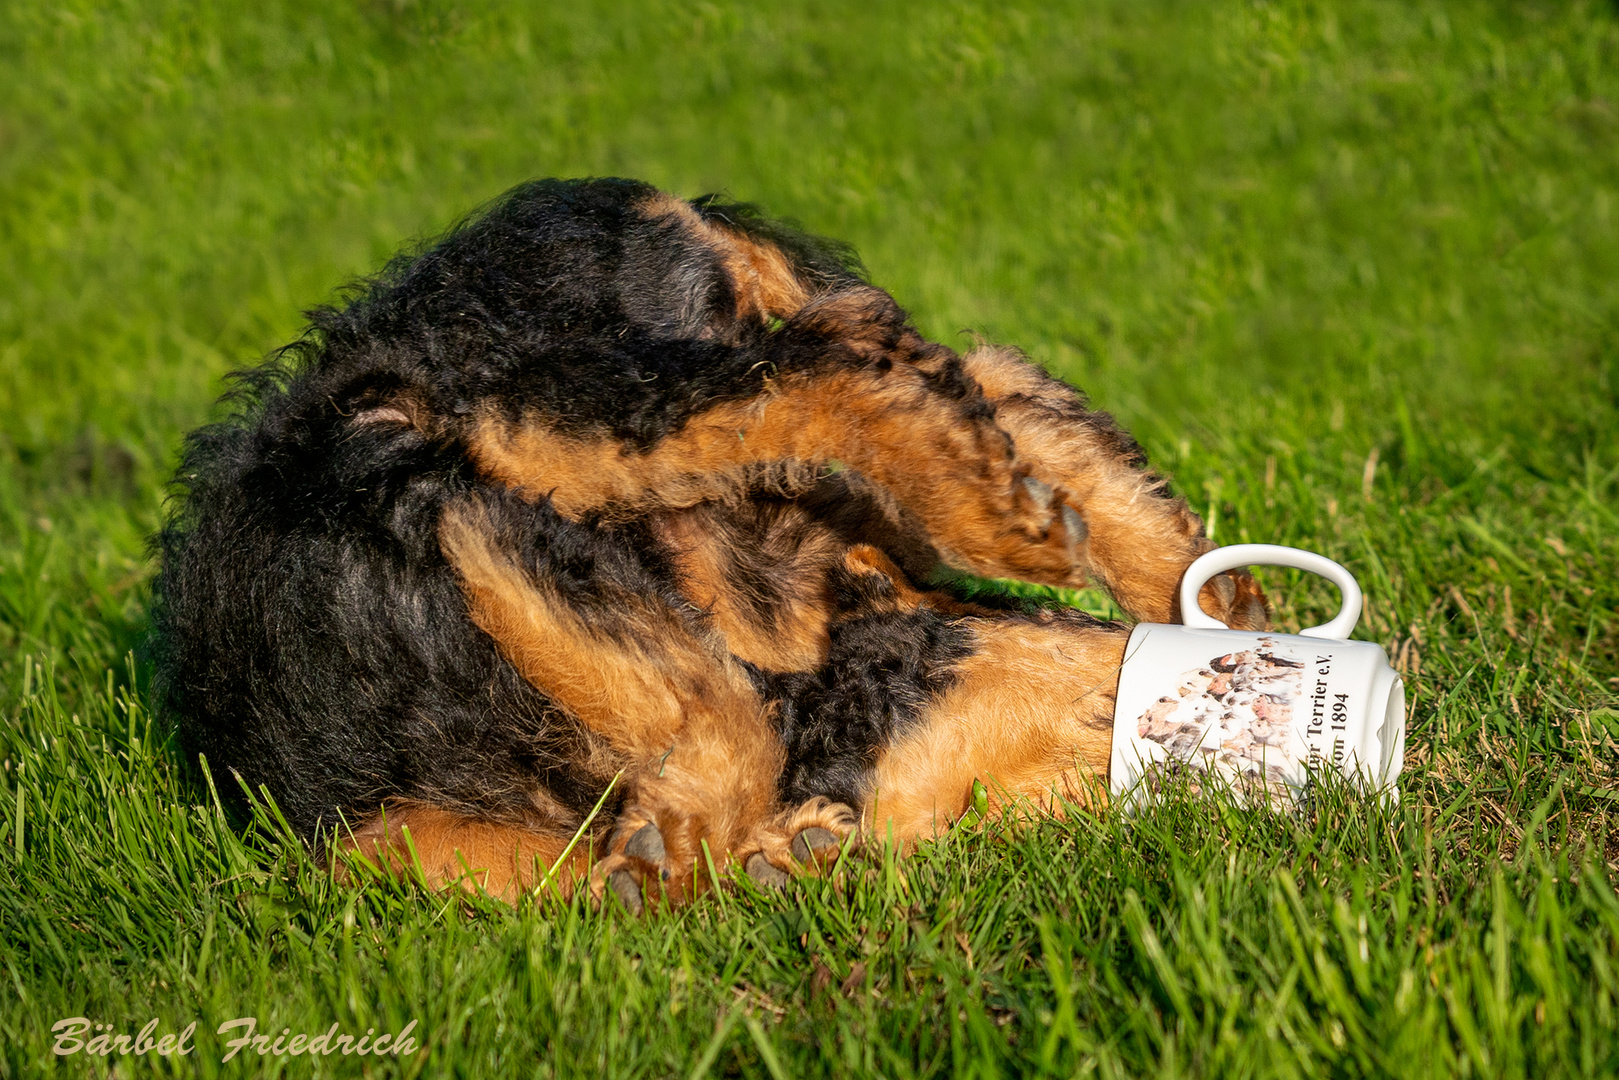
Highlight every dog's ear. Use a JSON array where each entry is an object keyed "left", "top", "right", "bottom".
[
  {"left": 333, "top": 378, "right": 429, "bottom": 431},
  {"left": 352, "top": 403, "right": 414, "bottom": 426}
]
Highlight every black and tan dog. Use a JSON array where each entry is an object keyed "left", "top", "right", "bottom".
[{"left": 154, "top": 178, "right": 1268, "bottom": 911}]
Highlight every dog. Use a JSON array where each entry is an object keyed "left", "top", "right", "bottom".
[{"left": 153, "top": 177, "right": 1268, "bottom": 912}]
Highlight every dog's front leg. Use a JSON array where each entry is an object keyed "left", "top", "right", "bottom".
[
  {"left": 961, "top": 345, "right": 1269, "bottom": 629},
  {"left": 436, "top": 495, "right": 855, "bottom": 911}
]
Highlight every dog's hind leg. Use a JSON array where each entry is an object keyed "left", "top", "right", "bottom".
[
  {"left": 960, "top": 345, "right": 1269, "bottom": 630},
  {"left": 437, "top": 494, "right": 855, "bottom": 911}
]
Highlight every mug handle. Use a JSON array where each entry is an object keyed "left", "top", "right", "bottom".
[{"left": 1179, "top": 543, "right": 1363, "bottom": 640}]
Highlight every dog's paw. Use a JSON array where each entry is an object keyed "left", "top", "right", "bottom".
[
  {"left": 984, "top": 467, "right": 1088, "bottom": 585},
  {"left": 738, "top": 797, "right": 861, "bottom": 891},
  {"left": 590, "top": 810, "right": 707, "bottom": 914},
  {"left": 591, "top": 797, "right": 861, "bottom": 914},
  {"left": 1196, "top": 569, "right": 1270, "bottom": 630}
]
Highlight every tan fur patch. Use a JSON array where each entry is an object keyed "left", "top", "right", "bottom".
[
  {"left": 868, "top": 616, "right": 1127, "bottom": 845},
  {"left": 842, "top": 545, "right": 926, "bottom": 609},
  {"left": 640, "top": 193, "right": 811, "bottom": 320},
  {"left": 653, "top": 504, "right": 845, "bottom": 672},
  {"left": 841, "top": 544, "right": 1012, "bottom": 619},
  {"left": 439, "top": 501, "right": 774, "bottom": 763},
  {"left": 338, "top": 802, "right": 591, "bottom": 903}
]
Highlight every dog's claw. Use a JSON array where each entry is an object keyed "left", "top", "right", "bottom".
[
  {"left": 1060, "top": 504, "right": 1087, "bottom": 545},
  {"left": 745, "top": 853, "right": 790, "bottom": 890},
  {"left": 1019, "top": 475, "right": 1054, "bottom": 512},
  {"left": 607, "top": 869, "right": 644, "bottom": 915},
  {"left": 624, "top": 822, "right": 665, "bottom": 863},
  {"left": 791, "top": 827, "right": 840, "bottom": 865}
]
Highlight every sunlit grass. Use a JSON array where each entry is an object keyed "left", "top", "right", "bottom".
[{"left": 2, "top": 0, "right": 1617, "bottom": 1075}]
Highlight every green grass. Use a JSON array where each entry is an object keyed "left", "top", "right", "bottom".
[{"left": 3, "top": 0, "right": 1618, "bottom": 1075}]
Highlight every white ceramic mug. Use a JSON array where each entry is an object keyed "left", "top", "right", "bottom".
[{"left": 1109, "top": 544, "right": 1405, "bottom": 806}]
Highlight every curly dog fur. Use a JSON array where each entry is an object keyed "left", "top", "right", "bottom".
[{"left": 153, "top": 177, "right": 1269, "bottom": 910}]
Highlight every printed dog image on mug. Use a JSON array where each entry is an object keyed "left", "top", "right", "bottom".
[{"left": 1135, "top": 637, "right": 1309, "bottom": 799}]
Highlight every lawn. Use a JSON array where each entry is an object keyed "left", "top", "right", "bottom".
[{"left": 2, "top": 0, "right": 1618, "bottom": 1076}]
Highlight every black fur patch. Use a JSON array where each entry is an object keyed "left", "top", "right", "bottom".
[{"left": 751, "top": 569, "right": 974, "bottom": 809}]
